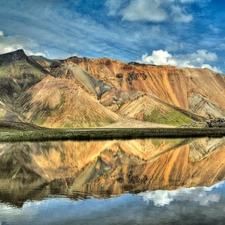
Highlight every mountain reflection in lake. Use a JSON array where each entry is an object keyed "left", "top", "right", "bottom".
[{"left": 1, "top": 137, "right": 225, "bottom": 224}]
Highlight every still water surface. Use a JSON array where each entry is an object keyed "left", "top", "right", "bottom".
[{"left": 1, "top": 137, "right": 225, "bottom": 224}]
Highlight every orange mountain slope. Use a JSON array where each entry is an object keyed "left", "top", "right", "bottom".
[
  {"left": 69, "top": 57, "right": 225, "bottom": 117},
  {"left": 17, "top": 75, "right": 118, "bottom": 128},
  {"left": 0, "top": 50, "right": 224, "bottom": 127}
]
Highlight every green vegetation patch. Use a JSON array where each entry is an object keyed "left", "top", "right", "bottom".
[
  {"left": 35, "top": 115, "right": 46, "bottom": 125},
  {"left": 143, "top": 108, "right": 193, "bottom": 126},
  {"left": 1, "top": 127, "right": 225, "bottom": 142},
  {"left": 104, "top": 117, "right": 116, "bottom": 124},
  {"left": 55, "top": 94, "right": 65, "bottom": 110},
  {"left": 0, "top": 60, "right": 42, "bottom": 77},
  {"left": 62, "top": 116, "right": 116, "bottom": 128}
]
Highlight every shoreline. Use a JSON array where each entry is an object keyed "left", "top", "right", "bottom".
[{"left": 0, "top": 127, "right": 225, "bottom": 142}]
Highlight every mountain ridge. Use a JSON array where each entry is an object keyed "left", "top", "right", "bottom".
[{"left": 0, "top": 49, "right": 224, "bottom": 128}]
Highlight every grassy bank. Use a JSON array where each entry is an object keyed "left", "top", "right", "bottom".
[{"left": 0, "top": 127, "right": 225, "bottom": 142}]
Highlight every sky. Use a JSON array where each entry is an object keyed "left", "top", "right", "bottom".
[{"left": 0, "top": 0, "right": 225, "bottom": 73}]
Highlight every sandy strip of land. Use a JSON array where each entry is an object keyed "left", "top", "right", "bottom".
[{"left": 101, "top": 117, "right": 175, "bottom": 128}]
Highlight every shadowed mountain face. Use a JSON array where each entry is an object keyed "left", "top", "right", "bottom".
[
  {"left": 0, "top": 50, "right": 225, "bottom": 127},
  {"left": 1, "top": 138, "right": 225, "bottom": 206},
  {"left": 0, "top": 50, "right": 46, "bottom": 122}
]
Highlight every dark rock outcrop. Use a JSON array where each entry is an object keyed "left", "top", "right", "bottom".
[
  {"left": 206, "top": 118, "right": 225, "bottom": 127},
  {"left": 0, "top": 49, "right": 27, "bottom": 65}
]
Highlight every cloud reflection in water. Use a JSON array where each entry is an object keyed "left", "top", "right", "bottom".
[
  {"left": 0, "top": 181, "right": 225, "bottom": 225},
  {"left": 139, "top": 182, "right": 223, "bottom": 207}
]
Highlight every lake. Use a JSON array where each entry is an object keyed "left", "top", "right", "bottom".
[{"left": 1, "top": 137, "right": 225, "bottom": 224}]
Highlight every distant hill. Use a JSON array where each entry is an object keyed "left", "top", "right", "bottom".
[{"left": 1, "top": 49, "right": 225, "bottom": 128}]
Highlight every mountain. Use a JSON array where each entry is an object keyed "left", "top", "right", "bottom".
[
  {"left": 17, "top": 75, "right": 118, "bottom": 127},
  {"left": 70, "top": 57, "right": 225, "bottom": 118},
  {"left": 1, "top": 49, "right": 225, "bottom": 127},
  {"left": 0, "top": 50, "right": 46, "bottom": 122}
]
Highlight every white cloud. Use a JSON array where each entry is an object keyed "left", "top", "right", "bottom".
[
  {"left": 106, "top": 0, "right": 193, "bottom": 23},
  {"left": 0, "top": 32, "right": 46, "bottom": 56},
  {"left": 139, "top": 183, "right": 221, "bottom": 207},
  {"left": 0, "top": 0, "right": 214, "bottom": 65},
  {"left": 138, "top": 49, "right": 221, "bottom": 73},
  {"left": 180, "top": 0, "right": 195, "bottom": 3},
  {"left": 0, "top": 2, "right": 140, "bottom": 60},
  {"left": 105, "top": 0, "right": 124, "bottom": 16},
  {"left": 180, "top": 0, "right": 211, "bottom": 4},
  {"left": 0, "top": 202, "right": 37, "bottom": 224},
  {"left": 170, "top": 5, "right": 193, "bottom": 22},
  {"left": 140, "top": 50, "right": 176, "bottom": 65},
  {"left": 201, "top": 64, "right": 221, "bottom": 72},
  {"left": 121, "top": 0, "right": 169, "bottom": 22}
]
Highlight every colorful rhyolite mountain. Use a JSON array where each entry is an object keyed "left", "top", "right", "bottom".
[{"left": 1, "top": 49, "right": 225, "bottom": 127}]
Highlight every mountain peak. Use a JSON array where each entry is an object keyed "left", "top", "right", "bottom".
[{"left": 0, "top": 49, "right": 27, "bottom": 65}]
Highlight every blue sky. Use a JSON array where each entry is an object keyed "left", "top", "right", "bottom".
[{"left": 0, "top": 0, "right": 225, "bottom": 72}]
